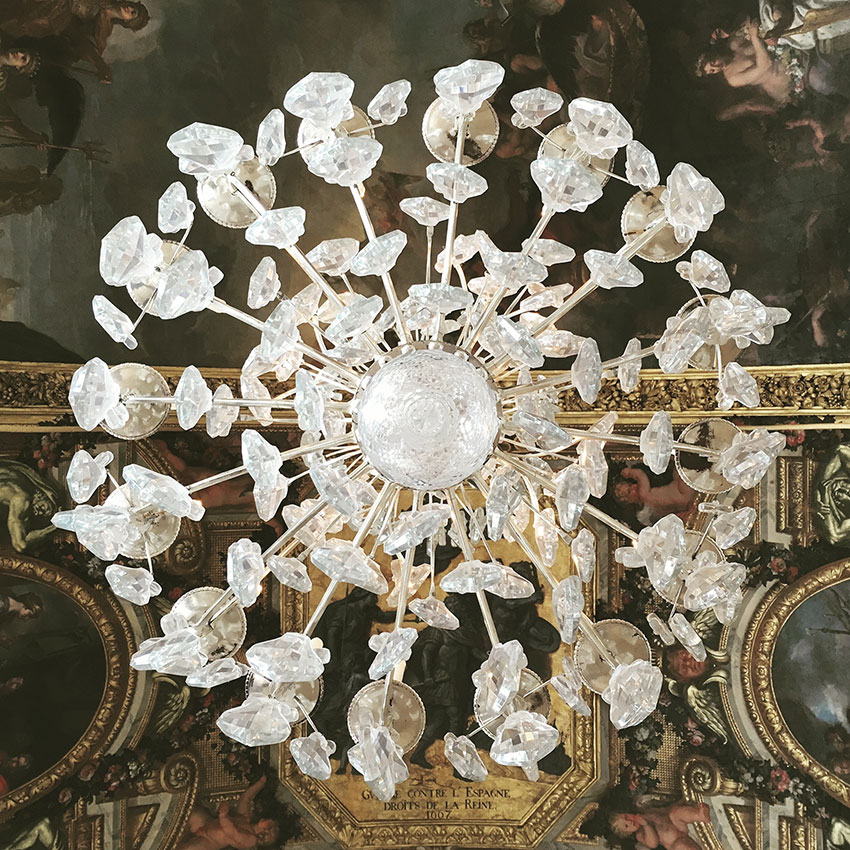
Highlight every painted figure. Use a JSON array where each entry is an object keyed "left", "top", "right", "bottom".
[
  {"left": 608, "top": 801, "right": 711, "bottom": 850},
  {"left": 0, "top": 461, "right": 59, "bottom": 552}
]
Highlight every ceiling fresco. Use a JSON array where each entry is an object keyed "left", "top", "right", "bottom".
[{"left": 2, "top": 1, "right": 850, "bottom": 850}]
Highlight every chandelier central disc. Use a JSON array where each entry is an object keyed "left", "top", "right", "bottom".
[{"left": 352, "top": 344, "right": 501, "bottom": 491}]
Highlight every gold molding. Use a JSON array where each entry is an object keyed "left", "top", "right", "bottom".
[
  {"left": 741, "top": 559, "right": 850, "bottom": 807},
  {"left": 2, "top": 361, "right": 849, "bottom": 429},
  {"left": 0, "top": 554, "right": 137, "bottom": 818}
]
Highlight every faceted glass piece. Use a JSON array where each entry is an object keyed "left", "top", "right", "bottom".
[
  {"left": 488, "top": 564, "right": 534, "bottom": 599},
  {"left": 669, "top": 612, "right": 706, "bottom": 661},
  {"left": 153, "top": 248, "right": 216, "bottom": 320},
  {"left": 409, "top": 595, "right": 459, "bottom": 629},
  {"left": 267, "top": 555, "right": 312, "bottom": 592},
  {"left": 310, "top": 462, "right": 377, "bottom": 518},
  {"left": 492, "top": 317, "right": 544, "bottom": 368},
  {"left": 256, "top": 108, "right": 286, "bottom": 166},
  {"left": 524, "top": 238, "right": 575, "bottom": 266},
  {"left": 167, "top": 122, "right": 245, "bottom": 175},
  {"left": 307, "top": 136, "right": 383, "bottom": 186},
  {"left": 440, "top": 559, "right": 502, "bottom": 594},
  {"left": 490, "top": 710, "right": 559, "bottom": 779},
  {"left": 637, "top": 514, "right": 688, "bottom": 594},
  {"left": 104, "top": 564, "right": 161, "bottom": 605},
  {"left": 552, "top": 575, "right": 583, "bottom": 643},
  {"left": 66, "top": 449, "right": 113, "bottom": 503},
  {"left": 399, "top": 196, "right": 451, "bottom": 227},
  {"left": 158, "top": 181, "right": 195, "bottom": 233},
  {"left": 259, "top": 300, "right": 299, "bottom": 362},
  {"left": 383, "top": 505, "right": 451, "bottom": 556},
  {"left": 571, "top": 337, "right": 602, "bottom": 403},
  {"left": 519, "top": 282, "right": 574, "bottom": 313},
  {"left": 368, "top": 627, "right": 418, "bottom": 679},
  {"left": 247, "top": 632, "right": 330, "bottom": 683},
  {"left": 311, "top": 540, "right": 388, "bottom": 594},
  {"left": 578, "top": 416, "right": 614, "bottom": 498},
  {"left": 567, "top": 98, "right": 633, "bottom": 158},
  {"left": 584, "top": 249, "right": 643, "bottom": 290},
  {"left": 245, "top": 206, "right": 307, "bottom": 249},
  {"left": 676, "top": 249, "right": 730, "bottom": 293},
  {"left": 326, "top": 294, "right": 383, "bottom": 342},
  {"left": 662, "top": 162, "right": 725, "bottom": 244},
  {"left": 472, "top": 640, "right": 527, "bottom": 717},
  {"left": 712, "top": 506, "right": 756, "bottom": 549},
  {"left": 52, "top": 504, "right": 135, "bottom": 561},
  {"left": 537, "top": 329, "right": 584, "bottom": 357},
  {"left": 100, "top": 216, "right": 162, "bottom": 287},
  {"left": 248, "top": 256, "right": 281, "bottom": 309},
  {"left": 186, "top": 657, "right": 248, "bottom": 688},
  {"left": 552, "top": 656, "right": 591, "bottom": 716},
  {"left": 307, "top": 238, "right": 360, "bottom": 275},
  {"left": 226, "top": 538, "right": 266, "bottom": 607},
  {"left": 719, "top": 429, "right": 785, "bottom": 489},
  {"left": 217, "top": 695, "right": 293, "bottom": 746},
  {"left": 683, "top": 558, "right": 744, "bottom": 611},
  {"left": 534, "top": 506, "right": 559, "bottom": 567},
  {"left": 433, "top": 59, "right": 504, "bottom": 116},
  {"left": 571, "top": 527, "right": 596, "bottom": 583},
  {"left": 174, "top": 365, "right": 212, "bottom": 429},
  {"left": 69, "top": 358, "right": 121, "bottom": 431},
  {"left": 386, "top": 560, "right": 431, "bottom": 606},
  {"left": 426, "top": 163, "right": 488, "bottom": 204},
  {"left": 92, "top": 295, "right": 138, "bottom": 350},
  {"left": 510, "top": 87, "right": 563, "bottom": 129},
  {"left": 486, "top": 470, "right": 522, "bottom": 540},
  {"left": 290, "top": 731, "right": 336, "bottom": 780},
  {"left": 241, "top": 428, "right": 282, "bottom": 492},
  {"left": 294, "top": 369, "right": 325, "bottom": 432},
  {"left": 717, "top": 362, "right": 759, "bottom": 410},
  {"left": 530, "top": 157, "right": 602, "bottom": 213},
  {"left": 350, "top": 231, "right": 407, "bottom": 276},
  {"left": 555, "top": 465, "right": 590, "bottom": 532},
  {"left": 602, "top": 659, "right": 663, "bottom": 729},
  {"left": 654, "top": 310, "right": 707, "bottom": 373},
  {"left": 618, "top": 337, "right": 642, "bottom": 393},
  {"left": 207, "top": 384, "right": 240, "bottom": 437},
  {"left": 647, "top": 611, "right": 675, "bottom": 645},
  {"left": 348, "top": 723, "right": 408, "bottom": 802},
  {"left": 444, "top": 733, "right": 487, "bottom": 781},
  {"left": 283, "top": 72, "right": 355, "bottom": 129},
  {"left": 624, "top": 140, "right": 659, "bottom": 191},
  {"left": 407, "top": 284, "right": 472, "bottom": 315},
  {"left": 123, "top": 464, "right": 205, "bottom": 521},
  {"left": 434, "top": 232, "right": 479, "bottom": 273},
  {"left": 131, "top": 630, "right": 207, "bottom": 677},
  {"left": 368, "top": 79, "right": 411, "bottom": 125},
  {"left": 478, "top": 232, "right": 548, "bottom": 286},
  {"left": 640, "top": 411, "right": 674, "bottom": 474}
]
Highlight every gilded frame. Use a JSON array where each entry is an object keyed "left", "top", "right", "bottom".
[
  {"left": 741, "top": 559, "right": 850, "bottom": 807},
  {"left": 0, "top": 554, "right": 137, "bottom": 818}
]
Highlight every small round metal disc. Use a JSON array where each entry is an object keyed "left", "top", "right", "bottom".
[
  {"left": 421, "top": 98, "right": 498, "bottom": 166},
  {"left": 297, "top": 105, "right": 374, "bottom": 167},
  {"left": 197, "top": 157, "right": 277, "bottom": 229},
  {"left": 246, "top": 672, "right": 323, "bottom": 721},
  {"left": 574, "top": 618, "right": 651, "bottom": 694},
  {"left": 536, "top": 123, "right": 610, "bottom": 185},
  {"left": 102, "top": 362, "right": 170, "bottom": 440},
  {"left": 620, "top": 186, "right": 693, "bottom": 263},
  {"left": 658, "top": 530, "right": 725, "bottom": 605},
  {"left": 347, "top": 680, "right": 425, "bottom": 754},
  {"left": 473, "top": 667, "right": 552, "bottom": 740},
  {"left": 103, "top": 483, "right": 180, "bottom": 558},
  {"left": 127, "top": 240, "right": 180, "bottom": 319},
  {"left": 675, "top": 295, "right": 742, "bottom": 370},
  {"left": 674, "top": 418, "right": 742, "bottom": 495},
  {"left": 171, "top": 586, "right": 248, "bottom": 661}
]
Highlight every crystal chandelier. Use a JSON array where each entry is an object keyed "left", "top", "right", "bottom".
[{"left": 54, "top": 60, "right": 790, "bottom": 798}]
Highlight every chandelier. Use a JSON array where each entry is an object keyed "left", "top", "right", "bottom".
[{"left": 53, "top": 60, "right": 790, "bottom": 799}]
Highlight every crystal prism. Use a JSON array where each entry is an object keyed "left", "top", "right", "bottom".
[
  {"left": 533, "top": 507, "right": 559, "bottom": 566},
  {"left": 246, "top": 632, "right": 330, "bottom": 683},
  {"left": 524, "top": 238, "right": 575, "bottom": 266},
  {"left": 567, "top": 97, "right": 633, "bottom": 158},
  {"left": 92, "top": 295, "right": 138, "bottom": 349},
  {"left": 537, "top": 329, "right": 584, "bottom": 357},
  {"left": 440, "top": 559, "right": 502, "bottom": 593},
  {"left": 584, "top": 249, "right": 643, "bottom": 289},
  {"left": 217, "top": 695, "right": 293, "bottom": 746},
  {"left": 307, "top": 238, "right": 360, "bottom": 275},
  {"left": 310, "top": 461, "right": 377, "bottom": 518},
  {"left": 368, "top": 627, "right": 418, "bottom": 679},
  {"left": 492, "top": 317, "right": 544, "bottom": 368},
  {"left": 311, "top": 540, "right": 388, "bottom": 594},
  {"left": 383, "top": 504, "right": 451, "bottom": 555},
  {"left": 350, "top": 230, "right": 407, "bottom": 276},
  {"left": 294, "top": 369, "right": 325, "bottom": 432},
  {"left": 640, "top": 411, "right": 674, "bottom": 474},
  {"left": 246, "top": 207, "right": 306, "bottom": 249},
  {"left": 662, "top": 162, "right": 725, "bottom": 244},
  {"left": 571, "top": 527, "right": 596, "bottom": 583},
  {"left": 683, "top": 559, "right": 744, "bottom": 611},
  {"left": 123, "top": 464, "right": 205, "bottom": 521},
  {"left": 399, "top": 196, "right": 450, "bottom": 227},
  {"left": 256, "top": 108, "right": 286, "bottom": 166},
  {"left": 131, "top": 629, "right": 206, "bottom": 676},
  {"left": 267, "top": 555, "right": 312, "bottom": 592},
  {"left": 618, "top": 337, "right": 642, "bottom": 393},
  {"left": 520, "top": 282, "right": 574, "bottom": 312},
  {"left": 104, "top": 564, "right": 161, "bottom": 605},
  {"left": 207, "top": 384, "right": 239, "bottom": 437},
  {"left": 530, "top": 157, "right": 602, "bottom": 212},
  {"left": 552, "top": 576, "right": 583, "bottom": 643},
  {"left": 226, "top": 538, "right": 266, "bottom": 607},
  {"left": 69, "top": 358, "right": 121, "bottom": 431},
  {"left": 552, "top": 656, "right": 591, "bottom": 716},
  {"left": 624, "top": 140, "right": 659, "bottom": 191},
  {"left": 167, "top": 122, "right": 245, "bottom": 175},
  {"left": 283, "top": 72, "right": 355, "bottom": 129},
  {"left": 348, "top": 724, "right": 408, "bottom": 802},
  {"left": 647, "top": 611, "right": 675, "bottom": 645},
  {"left": 472, "top": 640, "right": 527, "bottom": 717},
  {"left": 676, "top": 249, "right": 730, "bottom": 293},
  {"left": 248, "top": 256, "right": 281, "bottom": 309},
  {"left": 368, "top": 79, "right": 411, "bottom": 125},
  {"left": 153, "top": 248, "right": 216, "bottom": 320},
  {"left": 555, "top": 465, "right": 590, "bottom": 532},
  {"left": 433, "top": 59, "right": 504, "bottom": 116},
  {"left": 407, "top": 284, "right": 472, "bottom": 315},
  {"left": 717, "top": 362, "right": 759, "bottom": 410},
  {"left": 66, "top": 449, "right": 113, "bottom": 503},
  {"left": 426, "top": 163, "right": 488, "bottom": 204},
  {"left": 602, "top": 659, "right": 662, "bottom": 729},
  {"left": 409, "top": 595, "right": 459, "bottom": 629},
  {"left": 718, "top": 429, "right": 784, "bottom": 489},
  {"left": 174, "top": 365, "right": 212, "bottom": 429},
  {"left": 444, "top": 733, "right": 487, "bottom": 780},
  {"left": 386, "top": 560, "right": 431, "bottom": 606},
  {"left": 241, "top": 428, "right": 283, "bottom": 492},
  {"left": 571, "top": 337, "right": 602, "bottom": 403},
  {"left": 158, "top": 181, "right": 195, "bottom": 233},
  {"left": 486, "top": 470, "right": 522, "bottom": 540},
  {"left": 326, "top": 294, "right": 383, "bottom": 341},
  {"left": 712, "top": 506, "right": 756, "bottom": 549},
  {"left": 187, "top": 657, "right": 248, "bottom": 688},
  {"left": 488, "top": 564, "right": 534, "bottom": 599},
  {"left": 259, "top": 300, "right": 299, "bottom": 361},
  {"left": 290, "top": 731, "right": 336, "bottom": 780},
  {"left": 490, "top": 710, "right": 559, "bottom": 779},
  {"left": 307, "top": 136, "right": 383, "bottom": 187},
  {"left": 510, "top": 87, "right": 563, "bottom": 129},
  {"left": 669, "top": 612, "right": 706, "bottom": 661},
  {"left": 99, "top": 216, "right": 162, "bottom": 287}
]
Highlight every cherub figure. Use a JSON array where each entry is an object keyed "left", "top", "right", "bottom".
[
  {"left": 177, "top": 776, "right": 279, "bottom": 850},
  {"left": 613, "top": 466, "right": 697, "bottom": 525},
  {"left": 609, "top": 801, "right": 711, "bottom": 850}
]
